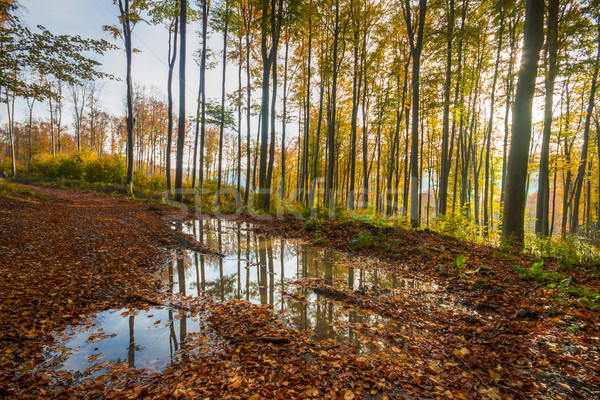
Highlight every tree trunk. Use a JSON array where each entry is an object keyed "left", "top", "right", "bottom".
[
  {"left": 570, "top": 24, "right": 600, "bottom": 234},
  {"left": 405, "top": 0, "right": 427, "bottom": 228},
  {"left": 118, "top": 0, "right": 135, "bottom": 195},
  {"left": 266, "top": 51, "right": 277, "bottom": 204},
  {"left": 174, "top": 0, "right": 187, "bottom": 202},
  {"left": 348, "top": 9, "right": 361, "bottom": 210},
  {"left": 326, "top": 0, "right": 340, "bottom": 215},
  {"left": 216, "top": 0, "right": 229, "bottom": 206},
  {"left": 280, "top": 40, "right": 289, "bottom": 200},
  {"left": 199, "top": 0, "right": 209, "bottom": 192},
  {"left": 166, "top": 17, "right": 178, "bottom": 197},
  {"left": 535, "top": 0, "right": 559, "bottom": 236},
  {"left": 501, "top": 0, "right": 544, "bottom": 247},
  {"left": 483, "top": 9, "right": 504, "bottom": 236},
  {"left": 438, "top": 0, "right": 454, "bottom": 217},
  {"left": 243, "top": 1, "right": 252, "bottom": 205}
]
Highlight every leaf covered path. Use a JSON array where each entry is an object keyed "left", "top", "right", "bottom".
[{"left": 0, "top": 185, "right": 599, "bottom": 399}]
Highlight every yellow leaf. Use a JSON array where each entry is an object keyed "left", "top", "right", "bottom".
[
  {"left": 344, "top": 390, "right": 355, "bottom": 400},
  {"left": 488, "top": 370, "right": 501, "bottom": 381},
  {"left": 248, "top": 394, "right": 260, "bottom": 400}
]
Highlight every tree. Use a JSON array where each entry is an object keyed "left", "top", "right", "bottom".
[
  {"left": 535, "top": 0, "right": 559, "bottom": 236},
  {"left": 502, "top": 0, "right": 544, "bottom": 247},
  {"left": 1, "top": 3, "right": 112, "bottom": 175},
  {"left": 215, "top": 0, "right": 231, "bottom": 207},
  {"left": 174, "top": 0, "right": 187, "bottom": 202},
  {"left": 403, "top": 0, "right": 427, "bottom": 227},
  {"left": 106, "top": 0, "right": 147, "bottom": 194},
  {"left": 258, "top": 0, "right": 285, "bottom": 211},
  {"left": 148, "top": 0, "right": 181, "bottom": 196},
  {"left": 70, "top": 82, "right": 88, "bottom": 151},
  {"left": 570, "top": 10, "right": 600, "bottom": 233},
  {"left": 198, "top": 0, "right": 210, "bottom": 193}
]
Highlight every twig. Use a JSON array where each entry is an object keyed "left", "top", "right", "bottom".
[{"left": 232, "top": 336, "right": 291, "bottom": 345}]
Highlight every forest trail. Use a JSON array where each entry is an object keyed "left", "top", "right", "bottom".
[{"left": 0, "top": 184, "right": 599, "bottom": 399}]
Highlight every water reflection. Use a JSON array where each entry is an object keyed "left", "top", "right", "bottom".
[
  {"left": 47, "top": 307, "right": 206, "bottom": 378},
  {"left": 168, "top": 219, "right": 436, "bottom": 345},
  {"left": 47, "top": 219, "right": 440, "bottom": 377}
]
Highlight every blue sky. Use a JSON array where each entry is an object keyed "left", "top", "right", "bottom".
[{"left": 3, "top": 0, "right": 234, "bottom": 124}]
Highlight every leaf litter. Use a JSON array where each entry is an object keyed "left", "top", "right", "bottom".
[{"left": 0, "top": 184, "right": 598, "bottom": 398}]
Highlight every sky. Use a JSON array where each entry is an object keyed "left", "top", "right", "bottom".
[{"left": 2, "top": 0, "right": 236, "bottom": 125}]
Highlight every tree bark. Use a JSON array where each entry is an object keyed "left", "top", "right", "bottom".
[
  {"left": 535, "top": 0, "right": 559, "bottom": 236},
  {"left": 174, "top": 0, "right": 187, "bottom": 203},
  {"left": 404, "top": 0, "right": 427, "bottom": 228},
  {"left": 438, "top": 0, "right": 454, "bottom": 217},
  {"left": 570, "top": 23, "right": 600, "bottom": 234},
  {"left": 118, "top": 0, "right": 135, "bottom": 195},
  {"left": 501, "top": 0, "right": 544, "bottom": 247},
  {"left": 216, "top": 0, "right": 230, "bottom": 206},
  {"left": 166, "top": 17, "right": 178, "bottom": 197}
]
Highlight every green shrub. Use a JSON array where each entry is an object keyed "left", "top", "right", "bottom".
[
  {"left": 511, "top": 260, "right": 565, "bottom": 282},
  {"left": 29, "top": 151, "right": 126, "bottom": 185},
  {"left": 529, "top": 234, "right": 600, "bottom": 269},
  {"left": 85, "top": 154, "right": 126, "bottom": 184},
  {"left": 304, "top": 218, "right": 322, "bottom": 232},
  {"left": 349, "top": 231, "right": 374, "bottom": 250},
  {"left": 133, "top": 170, "right": 166, "bottom": 194}
]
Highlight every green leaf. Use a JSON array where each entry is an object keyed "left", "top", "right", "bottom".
[{"left": 558, "top": 277, "right": 572, "bottom": 290}]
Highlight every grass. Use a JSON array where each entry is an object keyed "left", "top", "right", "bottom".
[{"left": 0, "top": 180, "right": 54, "bottom": 201}]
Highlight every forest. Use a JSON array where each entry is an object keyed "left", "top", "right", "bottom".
[
  {"left": 2, "top": 0, "right": 600, "bottom": 398},
  {"left": 2, "top": 0, "right": 600, "bottom": 248}
]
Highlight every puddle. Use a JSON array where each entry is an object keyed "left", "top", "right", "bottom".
[
  {"left": 47, "top": 218, "right": 446, "bottom": 377},
  {"left": 44, "top": 307, "right": 213, "bottom": 379},
  {"left": 169, "top": 219, "right": 438, "bottom": 301},
  {"left": 165, "top": 219, "right": 441, "bottom": 343}
]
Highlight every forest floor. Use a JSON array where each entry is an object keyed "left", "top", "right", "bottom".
[{"left": 0, "top": 182, "right": 599, "bottom": 399}]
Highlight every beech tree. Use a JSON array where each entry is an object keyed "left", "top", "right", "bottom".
[{"left": 502, "top": 0, "right": 544, "bottom": 247}]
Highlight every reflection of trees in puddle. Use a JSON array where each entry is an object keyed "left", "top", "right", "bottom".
[
  {"left": 168, "top": 218, "right": 441, "bottom": 349},
  {"left": 45, "top": 307, "right": 205, "bottom": 379}
]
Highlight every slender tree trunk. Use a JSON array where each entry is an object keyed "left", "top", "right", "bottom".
[
  {"left": 361, "top": 29, "right": 369, "bottom": 208},
  {"left": 483, "top": 10, "right": 504, "bottom": 236},
  {"left": 326, "top": 0, "right": 340, "bottom": 215},
  {"left": 237, "top": 34, "right": 242, "bottom": 197},
  {"left": 266, "top": 51, "right": 277, "bottom": 204},
  {"left": 243, "top": 1, "right": 252, "bottom": 205},
  {"left": 174, "top": 0, "right": 187, "bottom": 202},
  {"left": 404, "top": 0, "right": 427, "bottom": 227},
  {"left": 216, "top": 0, "right": 230, "bottom": 206},
  {"left": 6, "top": 92, "right": 16, "bottom": 176},
  {"left": 348, "top": 11, "right": 361, "bottom": 210},
  {"left": 309, "top": 80, "right": 324, "bottom": 207},
  {"left": 570, "top": 24, "right": 600, "bottom": 233},
  {"left": 199, "top": 0, "right": 209, "bottom": 192},
  {"left": 501, "top": 14, "right": 519, "bottom": 203},
  {"left": 280, "top": 41, "right": 289, "bottom": 200},
  {"left": 49, "top": 92, "right": 55, "bottom": 156},
  {"left": 595, "top": 118, "right": 600, "bottom": 235},
  {"left": 118, "top": 0, "right": 135, "bottom": 194},
  {"left": 438, "top": 0, "right": 454, "bottom": 216},
  {"left": 535, "top": 0, "right": 559, "bottom": 236},
  {"left": 166, "top": 17, "right": 178, "bottom": 197}
]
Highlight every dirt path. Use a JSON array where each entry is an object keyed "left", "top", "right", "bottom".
[{"left": 0, "top": 185, "right": 196, "bottom": 397}]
